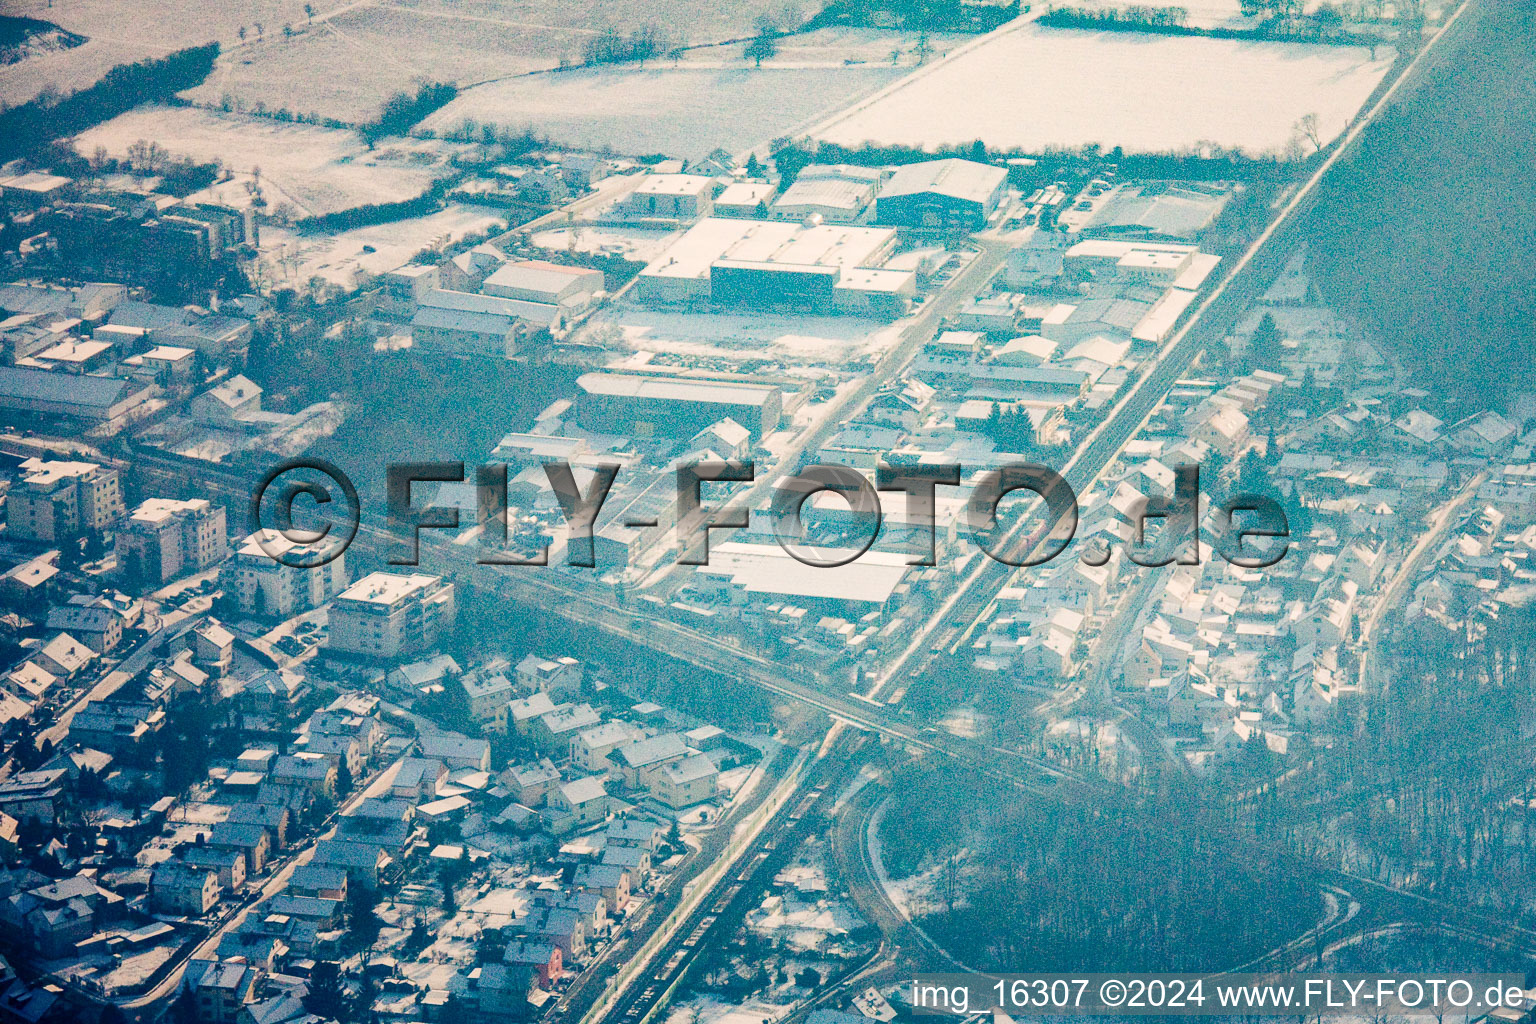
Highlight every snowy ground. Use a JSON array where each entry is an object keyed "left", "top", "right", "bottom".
[
  {"left": 663, "top": 996, "right": 796, "bottom": 1024},
  {"left": 529, "top": 225, "right": 679, "bottom": 263},
  {"left": 255, "top": 203, "right": 505, "bottom": 288},
  {"left": 2, "top": 0, "right": 811, "bottom": 117},
  {"left": 72, "top": 106, "right": 469, "bottom": 217},
  {"left": 582, "top": 306, "right": 902, "bottom": 370},
  {"left": 0, "top": 0, "right": 321, "bottom": 107},
  {"left": 422, "top": 64, "right": 904, "bottom": 160},
  {"left": 814, "top": 23, "right": 1395, "bottom": 156},
  {"left": 1067, "top": 0, "right": 1263, "bottom": 29},
  {"left": 182, "top": 0, "right": 844, "bottom": 124}
]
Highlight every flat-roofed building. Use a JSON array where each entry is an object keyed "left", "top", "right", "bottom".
[
  {"left": 327, "top": 571, "right": 456, "bottom": 659},
  {"left": 121, "top": 344, "right": 197, "bottom": 383},
  {"left": 117, "top": 497, "right": 227, "bottom": 586},
  {"left": 6, "top": 457, "right": 123, "bottom": 544},
  {"left": 31, "top": 337, "right": 115, "bottom": 374},
  {"left": 697, "top": 541, "right": 912, "bottom": 615},
  {"left": 224, "top": 530, "right": 348, "bottom": 618},
  {"left": 575, "top": 371, "right": 781, "bottom": 440},
  {"left": 713, "top": 181, "right": 775, "bottom": 218},
  {"left": 636, "top": 217, "right": 912, "bottom": 314},
  {"left": 620, "top": 173, "right": 716, "bottom": 221}
]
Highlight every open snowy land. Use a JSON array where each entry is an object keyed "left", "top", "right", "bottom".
[
  {"left": 422, "top": 64, "right": 904, "bottom": 160},
  {"left": 814, "top": 22, "right": 1395, "bottom": 156},
  {"left": 72, "top": 105, "right": 468, "bottom": 217}
]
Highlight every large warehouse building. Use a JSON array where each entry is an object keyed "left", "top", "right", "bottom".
[
  {"left": 874, "top": 158, "right": 1008, "bottom": 231},
  {"left": 636, "top": 218, "right": 914, "bottom": 316},
  {"left": 574, "top": 372, "right": 782, "bottom": 440}
]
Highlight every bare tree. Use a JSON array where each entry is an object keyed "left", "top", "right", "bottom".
[{"left": 1295, "top": 113, "right": 1323, "bottom": 153}]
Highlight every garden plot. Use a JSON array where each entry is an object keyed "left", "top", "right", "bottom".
[
  {"left": 422, "top": 64, "right": 903, "bottom": 160},
  {"left": 814, "top": 22, "right": 1394, "bottom": 156},
  {"left": 73, "top": 105, "right": 460, "bottom": 217}
]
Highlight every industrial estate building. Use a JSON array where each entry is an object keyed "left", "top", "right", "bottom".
[
  {"left": 635, "top": 218, "right": 914, "bottom": 315},
  {"left": 874, "top": 158, "right": 1008, "bottom": 230},
  {"left": 574, "top": 372, "right": 782, "bottom": 440}
]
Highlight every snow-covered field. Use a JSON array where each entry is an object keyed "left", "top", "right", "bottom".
[
  {"left": 4, "top": 0, "right": 816, "bottom": 118},
  {"left": 183, "top": 0, "right": 845, "bottom": 123},
  {"left": 0, "top": 0, "right": 320, "bottom": 106},
  {"left": 814, "top": 23, "right": 1395, "bottom": 156},
  {"left": 423, "top": 65, "right": 903, "bottom": 160},
  {"left": 72, "top": 106, "right": 463, "bottom": 217}
]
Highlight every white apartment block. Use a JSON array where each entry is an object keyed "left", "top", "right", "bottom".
[
  {"left": 117, "top": 497, "right": 228, "bottom": 585},
  {"left": 225, "top": 530, "right": 349, "bottom": 618},
  {"left": 326, "top": 571, "right": 456, "bottom": 659},
  {"left": 6, "top": 457, "right": 123, "bottom": 543}
]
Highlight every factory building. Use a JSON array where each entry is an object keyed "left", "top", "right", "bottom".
[
  {"left": 874, "top": 158, "right": 1008, "bottom": 231},
  {"left": 574, "top": 372, "right": 782, "bottom": 440},
  {"left": 636, "top": 218, "right": 913, "bottom": 315}
]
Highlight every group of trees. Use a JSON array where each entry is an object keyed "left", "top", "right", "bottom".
[
  {"left": 1264, "top": 600, "right": 1536, "bottom": 916},
  {"left": 580, "top": 23, "right": 673, "bottom": 66},
  {"left": 0, "top": 43, "right": 219, "bottom": 161},
  {"left": 978, "top": 402, "right": 1056, "bottom": 459},
  {"left": 881, "top": 762, "right": 1321, "bottom": 971},
  {"left": 807, "top": 0, "right": 1017, "bottom": 32},
  {"left": 360, "top": 80, "right": 458, "bottom": 146},
  {"left": 0, "top": 16, "right": 85, "bottom": 65}
]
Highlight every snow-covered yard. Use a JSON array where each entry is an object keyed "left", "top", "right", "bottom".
[
  {"left": 580, "top": 306, "right": 902, "bottom": 369},
  {"left": 255, "top": 203, "right": 506, "bottom": 289},
  {"left": 814, "top": 23, "right": 1395, "bottom": 155}
]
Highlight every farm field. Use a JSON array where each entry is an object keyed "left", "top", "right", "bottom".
[
  {"left": 0, "top": 0, "right": 325, "bottom": 107},
  {"left": 181, "top": 4, "right": 596, "bottom": 123},
  {"left": 813, "top": 23, "right": 1395, "bottom": 156},
  {"left": 670, "top": 25, "right": 970, "bottom": 69},
  {"left": 423, "top": 64, "right": 903, "bottom": 160},
  {"left": 2, "top": 0, "right": 809, "bottom": 120},
  {"left": 72, "top": 105, "right": 467, "bottom": 217},
  {"left": 182, "top": 0, "right": 819, "bottom": 124}
]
